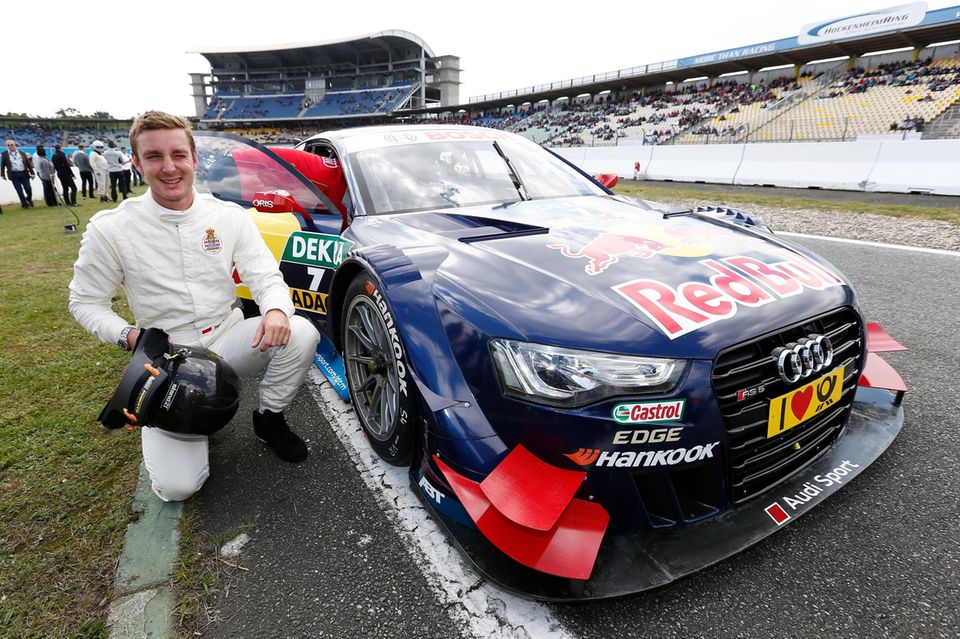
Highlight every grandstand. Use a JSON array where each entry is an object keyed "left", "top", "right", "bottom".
[
  {"left": 0, "top": 117, "right": 131, "bottom": 153},
  {"left": 180, "top": 7, "right": 960, "bottom": 148},
  {"left": 189, "top": 32, "right": 459, "bottom": 132},
  {"left": 435, "top": 4, "right": 960, "bottom": 146}
]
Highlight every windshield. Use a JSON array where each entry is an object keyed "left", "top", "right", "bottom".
[{"left": 349, "top": 139, "right": 606, "bottom": 215}]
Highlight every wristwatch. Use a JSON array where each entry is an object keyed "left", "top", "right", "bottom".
[{"left": 117, "top": 326, "right": 135, "bottom": 351}]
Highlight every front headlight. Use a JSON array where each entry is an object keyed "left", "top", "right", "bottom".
[{"left": 489, "top": 339, "right": 685, "bottom": 408}]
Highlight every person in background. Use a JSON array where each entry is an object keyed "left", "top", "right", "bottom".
[
  {"left": 33, "top": 143, "right": 46, "bottom": 167},
  {"left": 52, "top": 143, "right": 78, "bottom": 206},
  {"left": 119, "top": 146, "right": 133, "bottom": 198},
  {"left": 90, "top": 141, "right": 110, "bottom": 202},
  {"left": 73, "top": 144, "right": 95, "bottom": 199},
  {"left": 1, "top": 139, "right": 35, "bottom": 208},
  {"left": 34, "top": 147, "right": 58, "bottom": 206},
  {"left": 131, "top": 161, "right": 144, "bottom": 187},
  {"left": 103, "top": 140, "right": 123, "bottom": 202}
]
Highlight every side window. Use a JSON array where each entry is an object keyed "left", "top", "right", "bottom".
[{"left": 294, "top": 144, "right": 348, "bottom": 216}]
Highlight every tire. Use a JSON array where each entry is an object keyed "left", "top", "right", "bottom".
[{"left": 340, "top": 275, "right": 417, "bottom": 465}]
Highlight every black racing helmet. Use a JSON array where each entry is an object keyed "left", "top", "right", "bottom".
[{"left": 99, "top": 328, "right": 241, "bottom": 436}]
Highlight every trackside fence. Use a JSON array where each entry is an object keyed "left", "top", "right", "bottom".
[{"left": 551, "top": 139, "right": 960, "bottom": 196}]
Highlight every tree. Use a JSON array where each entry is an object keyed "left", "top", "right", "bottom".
[{"left": 55, "top": 107, "right": 81, "bottom": 118}]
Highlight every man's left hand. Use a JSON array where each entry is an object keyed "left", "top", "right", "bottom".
[{"left": 252, "top": 309, "right": 290, "bottom": 352}]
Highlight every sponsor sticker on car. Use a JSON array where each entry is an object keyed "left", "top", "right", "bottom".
[
  {"left": 613, "top": 252, "right": 844, "bottom": 339},
  {"left": 612, "top": 399, "right": 685, "bottom": 424},
  {"left": 767, "top": 365, "right": 845, "bottom": 438},
  {"left": 281, "top": 231, "right": 352, "bottom": 269},
  {"left": 764, "top": 460, "right": 860, "bottom": 524},
  {"left": 566, "top": 443, "right": 718, "bottom": 468}
]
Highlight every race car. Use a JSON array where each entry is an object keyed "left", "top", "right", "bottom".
[{"left": 193, "top": 126, "right": 907, "bottom": 600}]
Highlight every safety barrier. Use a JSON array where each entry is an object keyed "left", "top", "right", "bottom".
[
  {"left": 734, "top": 142, "right": 882, "bottom": 191},
  {"left": 552, "top": 139, "right": 960, "bottom": 196},
  {"left": 865, "top": 139, "right": 960, "bottom": 196},
  {"left": 645, "top": 144, "right": 742, "bottom": 185},
  {"left": 552, "top": 146, "right": 653, "bottom": 179}
]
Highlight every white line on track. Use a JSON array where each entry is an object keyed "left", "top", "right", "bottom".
[
  {"left": 307, "top": 370, "right": 573, "bottom": 639},
  {"left": 778, "top": 231, "right": 960, "bottom": 256}
]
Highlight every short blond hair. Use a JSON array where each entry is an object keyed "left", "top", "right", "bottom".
[{"left": 129, "top": 111, "right": 195, "bottom": 157}]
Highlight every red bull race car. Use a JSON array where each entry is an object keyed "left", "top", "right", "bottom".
[{"left": 194, "top": 126, "right": 907, "bottom": 600}]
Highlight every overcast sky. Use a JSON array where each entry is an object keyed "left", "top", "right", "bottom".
[{"left": 5, "top": 0, "right": 958, "bottom": 119}]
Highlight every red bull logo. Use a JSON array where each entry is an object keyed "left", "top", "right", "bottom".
[
  {"left": 613, "top": 252, "right": 844, "bottom": 339},
  {"left": 547, "top": 224, "right": 717, "bottom": 275}
]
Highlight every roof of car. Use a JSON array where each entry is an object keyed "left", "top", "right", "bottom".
[{"left": 312, "top": 124, "right": 480, "bottom": 140}]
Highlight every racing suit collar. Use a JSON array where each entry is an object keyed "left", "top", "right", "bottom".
[{"left": 145, "top": 188, "right": 200, "bottom": 221}]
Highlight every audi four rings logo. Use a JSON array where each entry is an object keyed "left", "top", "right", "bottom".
[{"left": 772, "top": 335, "right": 834, "bottom": 384}]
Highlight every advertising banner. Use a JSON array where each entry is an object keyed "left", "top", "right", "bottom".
[{"left": 798, "top": 2, "right": 927, "bottom": 45}]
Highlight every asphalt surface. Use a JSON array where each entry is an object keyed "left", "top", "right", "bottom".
[
  {"left": 193, "top": 390, "right": 462, "bottom": 639},
  {"left": 636, "top": 180, "right": 960, "bottom": 209},
  {"left": 193, "top": 236, "right": 960, "bottom": 639}
]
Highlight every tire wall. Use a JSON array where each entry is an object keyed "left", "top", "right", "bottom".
[{"left": 549, "top": 139, "right": 960, "bottom": 196}]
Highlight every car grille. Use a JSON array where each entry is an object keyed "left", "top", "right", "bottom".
[{"left": 711, "top": 307, "right": 864, "bottom": 504}]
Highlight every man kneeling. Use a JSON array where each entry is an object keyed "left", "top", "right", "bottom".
[{"left": 69, "top": 111, "right": 320, "bottom": 502}]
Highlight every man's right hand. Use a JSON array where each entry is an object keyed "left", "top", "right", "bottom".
[{"left": 127, "top": 328, "right": 141, "bottom": 351}]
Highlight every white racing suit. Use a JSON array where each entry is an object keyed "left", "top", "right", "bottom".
[
  {"left": 90, "top": 151, "right": 109, "bottom": 198},
  {"left": 69, "top": 190, "right": 320, "bottom": 501}
]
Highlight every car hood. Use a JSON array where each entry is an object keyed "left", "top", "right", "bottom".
[{"left": 348, "top": 195, "right": 857, "bottom": 359}]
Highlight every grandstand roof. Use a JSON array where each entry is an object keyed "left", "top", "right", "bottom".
[{"left": 190, "top": 31, "right": 435, "bottom": 68}]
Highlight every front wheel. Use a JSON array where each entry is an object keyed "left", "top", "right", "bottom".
[{"left": 340, "top": 275, "right": 416, "bottom": 465}]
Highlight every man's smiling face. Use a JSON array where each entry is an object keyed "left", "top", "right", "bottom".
[{"left": 132, "top": 128, "right": 197, "bottom": 210}]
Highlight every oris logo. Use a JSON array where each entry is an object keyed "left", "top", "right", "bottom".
[
  {"left": 252, "top": 199, "right": 274, "bottom": 208},
  {"left": 772, "top": 335, "right": 834, "bottom": 384}
]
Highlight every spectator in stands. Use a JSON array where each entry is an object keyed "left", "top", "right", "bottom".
[
  {"left": 1, "top": 139, "right": 35, "bottom": 208},
  {"left": 52, "top": 143, "right": 78, "bottom": 206},
  {"left": 104, "top": 140, "right": 124, "bottom": 202},
  {"left": 90, "top": 141, "right": 110, "bottom": 202},
  {"left": 73, "top": 144, "right": 95, "bottom": 199},
  {"left": 34, "top": 147, "right": 58, "bottom": 207},
  {"left": 120, "top": 146, "right": 133, "bottom": 197}
]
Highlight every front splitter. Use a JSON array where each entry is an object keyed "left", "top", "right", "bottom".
[{"left": 414, "top": 386, "right": 904, "bottom": 601}]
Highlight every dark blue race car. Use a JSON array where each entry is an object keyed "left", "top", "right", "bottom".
[{"left": 194, "top": 126, "right": 907, "bottom": 600}]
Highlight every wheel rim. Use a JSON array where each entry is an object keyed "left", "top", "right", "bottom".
[{"left": 343, "top": 295, "right": 400, "bottom": 442}]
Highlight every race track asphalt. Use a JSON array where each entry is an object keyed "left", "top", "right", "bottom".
[{"left": 193, "top": 236, "right": 960, "bottom": 639}]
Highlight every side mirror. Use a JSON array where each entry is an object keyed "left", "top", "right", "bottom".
[
  {"left": 251, "top": 190, "right": 305, "bottom": 214},
  {"left": 594, "top": 173, "right": 619, "bottom": 189}
]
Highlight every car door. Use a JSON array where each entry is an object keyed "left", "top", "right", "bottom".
[{"left": 194, "top": 131, "right": 350, "bottom": 322}]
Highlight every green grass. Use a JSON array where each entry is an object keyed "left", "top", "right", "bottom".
[
  {"left": 614, "top": 183, "right": 960, "bottom": 225},
  {"left": 0, "top": 189, "right": 147, "bottom": 638}
]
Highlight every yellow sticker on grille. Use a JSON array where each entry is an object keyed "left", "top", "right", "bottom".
[{"left": 767, "top": 365, "right": 845, "bottom": 439}]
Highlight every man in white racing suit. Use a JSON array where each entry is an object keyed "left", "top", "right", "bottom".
[
  {"left": 69, "top": 111, "right": 321, "bottom": 502},
  {"left": 90, "top": 141, "right": 110, "bottom": 202}
]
